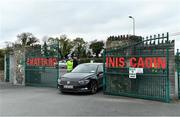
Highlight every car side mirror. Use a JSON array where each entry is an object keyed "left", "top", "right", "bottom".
[{"left": 97, "top": 71, "right": 103, "bottom": 76}]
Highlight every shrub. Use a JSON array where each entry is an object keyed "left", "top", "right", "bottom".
[{"left": 79, "top": 58, "right": 103, "bottom": 64}]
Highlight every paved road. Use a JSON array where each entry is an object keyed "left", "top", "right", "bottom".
[{"left": 0, "top": 85, "right": 180, "bottom": 116}]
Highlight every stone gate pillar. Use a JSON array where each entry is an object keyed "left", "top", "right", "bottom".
[{"left": 13, "top": 50, "right": 25, "bottom": 85}]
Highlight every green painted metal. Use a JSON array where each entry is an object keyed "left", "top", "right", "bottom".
[
  {"left": 166, "top": 33, "right": 170, "bottom": 102},
  {"left": 25, "top": 42, "right": 60, "bottom": 88},
  {"left": 57, "top": 41, "right": 60, "bottom": 88},
  {"left": 103, "top": 33, "right": 170, "bottom": 102},
  {"left": 5, "top": 54, "right": 10, "bottom": 82},
  {"left": 176, "top": 49, "right": 180, "bottom": 99},
  {"left": 103, "top": 49, "right": 106, "bottom": 91}
]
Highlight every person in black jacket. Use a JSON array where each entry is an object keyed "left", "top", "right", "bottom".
[{"left": 73, "top": 57, "right": 78, "bottom": 69}]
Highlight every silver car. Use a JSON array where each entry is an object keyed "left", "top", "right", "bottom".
[{"left": 59, "top": 60, "right": 66, "bottom": 69}]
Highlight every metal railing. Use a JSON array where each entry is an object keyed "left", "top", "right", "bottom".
[{"left": 103, "top": 33, "right": 172, "bottom": 102}]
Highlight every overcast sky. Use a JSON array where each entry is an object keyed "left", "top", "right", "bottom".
[{"left": 0, "top": 0, "right": 180, "bottom": 49}]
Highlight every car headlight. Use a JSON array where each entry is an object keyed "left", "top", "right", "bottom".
[
  {"left": 78, "top": 79, "right": 90, "bottom": 85},
  {"left": 58, "top": 79, "right": 61, "bottom": 84}
]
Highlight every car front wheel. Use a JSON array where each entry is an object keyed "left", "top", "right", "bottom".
[{"left": 90, "top": 81, "right": 98, "bottom": 94}]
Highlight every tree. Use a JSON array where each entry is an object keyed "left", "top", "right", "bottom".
[
  {"left": 59, "top": 35, "right": 73, "bottom": 58},
  {"left": 4, "top": 41, "right": 14, "bottom": 54},
  {"left": 86, "top": 50, "right": 92, "bottom": 58},
  {"left": 47, "top": 37, "right": 59, "bottom": 46},
  {"left": 17, "top": 32, "right": 39, "bottom": 47},
  {"left": 42, "top": 41, "right": 48, "bottom": 57},
  {"left": 89, "top": 40, "right": 104, "bottom": 58},
  {"left": 72, "top": 37, "right": 87, "bottom": 58},
  {"left": 44, "top": 37, "right": 60, "bottom": 57}
]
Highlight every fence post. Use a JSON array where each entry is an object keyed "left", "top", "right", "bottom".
[
  {"left": 5, "top": 54, "right": 9, "bottom": 82},
  {"left": 103, "top": 49, "right": 106, "bottom": 92},
  {"left": 166, "top": 33, "right": 170, "bottom": 102},
  {"left": 57, "top": 40, "right": 60, "bottom": 88},
  {"left": 177, "top": 49, "right": 179, "bottom": 99},
  {"left": 24, "top": 49, "right": 27, "bottom": 86},
  {"left": 22, "top": 50, "right": 26, "bottom": 85},
  {"left": 4, "top": 54, "right": 6, "bottom": 81}
]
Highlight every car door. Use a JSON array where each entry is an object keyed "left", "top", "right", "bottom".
[{"left": 97, "top": 64, "right": 103, "bottom": 87}]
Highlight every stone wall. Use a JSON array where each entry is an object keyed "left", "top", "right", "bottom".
[
  {"left": 106, "top": 35, "right": 143, "bottom": 49},
  {"left": 0, "top": 70, "right": 4, "bottom": 81},
  {"left": 4, "top": 50, "right": 25, "bottom": 85},
  {"left": 168, "top": 41, "right": 176, "bottom": 99}
]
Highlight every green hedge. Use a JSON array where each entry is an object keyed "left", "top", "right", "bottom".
[{"left": 79, "top": 58, "right": 103, "bottom": 64}]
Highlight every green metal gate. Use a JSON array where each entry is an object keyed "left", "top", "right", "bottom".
[
  {"left": 176, "top": 49, "right": 180, "bottom": 99},
  {"left": 25, "top": 43, "right": 60, "bottom": 88},
  {"left": 103, "top": 33, "right": 171, "bottom": 102},
  {"left": 5, "top": 54, "right": 10, "bottom": 82}
]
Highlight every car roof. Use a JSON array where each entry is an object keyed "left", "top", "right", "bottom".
[{"left": 80, "top": 63, "right": 103, "bottom": 65}]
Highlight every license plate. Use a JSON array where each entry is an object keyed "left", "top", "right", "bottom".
[{"left": 63, "top": 85, "right": 73, "bottom": 89}]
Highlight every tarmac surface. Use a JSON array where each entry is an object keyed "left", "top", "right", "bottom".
[{"left": 0, "top": 82, "right": 180, "bottom": 116}]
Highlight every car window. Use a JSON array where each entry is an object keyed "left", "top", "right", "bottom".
[
  {"left": 71, "top": 64, "right": 98, "bottom": 73},
  {"left": 59, "top": 60, "right": 66, "bottom": 63},
  {"left": 97, "top": 65, "right": 103, "bottom": 73}
]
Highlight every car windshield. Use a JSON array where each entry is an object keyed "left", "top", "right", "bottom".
[
  {"left": 59, "top": 60, "right": 66, "bottom": 63},
  {"left": 71, "top": 64, "right": 98, "bottom": 73}
]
